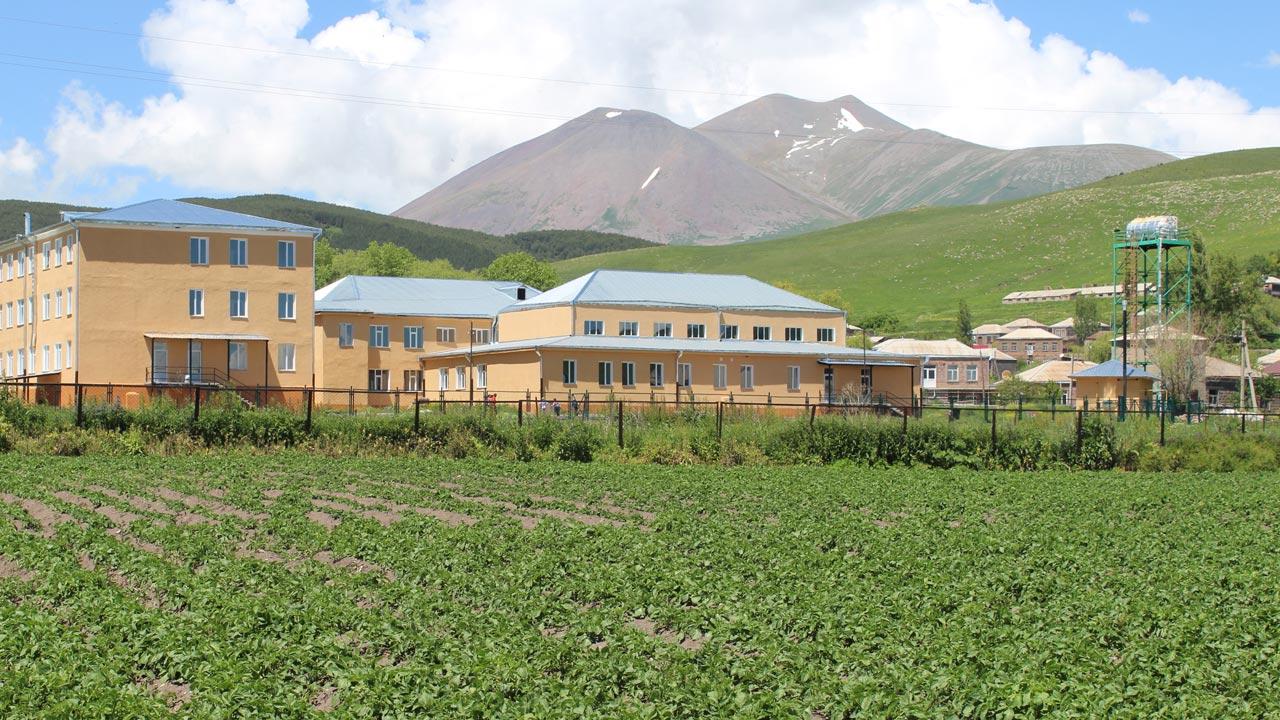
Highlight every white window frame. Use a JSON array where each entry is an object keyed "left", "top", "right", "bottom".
[
  {"left": 277, "top": 240, "right": 296, "bottom": 269},
  {"left": 787, "top": 365, "right": 801, "bottom": 391},
  {"left": 785, "top": 327, "right": 803, "bottom": 342},
  {"left": 562, "top": 359, "right": 577, "bottom": 385},
  {"left": 476, "top": 364, "right": 487, "bottom": 389},
  {"left": 404, "top": 326, "right": 424, "bottom": 350},
  {"left": 65, "top": 236, "right": 75, "bottom": 264},
  {"left": 65, "top": 287, "right": 73, "bottom": 317},
  {"left": 752, "top": 326, "right": 771, "bottom": 341},
  {"left": 404, "top": 370, "right": 423, "bottom": 393},
  {"left": 686, "top": 323, "right": 706, "bottom": 339},
  {"left": 720, "top": 324, "right": 739, "bottom": 340},
  {"left": 817, "top": 328, "right": 835, "bottom": 343},
  {"left": 229, "top": 290, "right": 248, "bottom": 319},
  {"left": 471, "top": 328, "right": 491, "bottom": 345},
  {"left": 229, "top": 238, "right": 248, "bottom": 267},
  {"left": 649, "top": 362, "right": 664, "bottom": 388},
  {"left": 619, "top": 321, "right": 638, "bottom": 337},
  {"left": 278, "top": 343, "right": 296, "bottom": 372},
  {"left": 740, "top": 364, "right": 754, "bottom": 390},
  {"left": 189, "top": 289, "right": 205, "bottom": 317},
  {"left": 436, "top": 327, "right": 456, "bottom": 343},
  {"left": 277, "top": 292, "right": 296, "bottom": 320},
  {"left": 229, "top": 342, "right": 248, "bottom": 371},
  {"left": 713, "top": 363, "right": 727, "bottom": 389},
  {"left": 653, "top": 322, "right": 672, "bottom": 338},
  {"left": 621, "top": 361, "right": 636, "bottom": 387},
  {"left": 438, "top": 368, "right": 450, "bottom": 390},
  {"left": 42, "top": 293, "right": 51, "bottom": 321},
  {"left": 370, "top": 324, "right": 390, "bottom": 349},
  {"left": 190, "top": 236, "right": 209, "bottom": 266},
  {"left": 677, "top": 362, "right": 692, "bottom": 387},
  {"left": 455, "top": 366, "right": 467, "bottom": 389},
  {"left": 583, "top": 320, "right": 604, "bottom": 336},
  {"left": 922, "top": 367, "right": 937, "bottom": 381},
  {"left": 53, "top": 238, "right": 63, "bottom": 267},
  {"left": 338, "top": 322, "right": 354, "bottom": 348},
  {"left": 368, "top": 369, "right": 390, "bottom": 392},
  {"left": 966, "top": 364, "right": 978, "bottom": 382},
  {"left": 947, "top": 365, "right": 959, "bottom": 382},
  {"left": 598, "top": 361, "right": 613, "bottom": 387},
  {"left": 41, "top": 242, "right": 50, "bottom": 270},
  {"left": 54, "top": 290, "right": 63, "bottom": 318}
]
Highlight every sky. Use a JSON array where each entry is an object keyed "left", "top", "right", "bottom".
[{"left": 0, "top": 0, "right": 1276, "bottom": 214}]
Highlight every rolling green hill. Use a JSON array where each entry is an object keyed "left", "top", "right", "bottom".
[
  {"left": 555, "top": 148, "right": 1280, "bottom": 335},
  {"left": 0, "top": 195, "right": 654, "bottom": 270}
]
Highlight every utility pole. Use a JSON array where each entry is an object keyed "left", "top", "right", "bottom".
[
  {"left": 1120, "top": 299, "right": 1129, "bottom": 420},
  {"left": 468, "top": 320, "right": 475, "bottom": 406}
]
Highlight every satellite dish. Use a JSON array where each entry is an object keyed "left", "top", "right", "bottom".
[{"left": 1001, "top": 370, "right": 1012, "bottom": 380}]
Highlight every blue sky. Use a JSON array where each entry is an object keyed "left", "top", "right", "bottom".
[{"left": 0, "top": 1, "right": 1275, "bottom": 210}]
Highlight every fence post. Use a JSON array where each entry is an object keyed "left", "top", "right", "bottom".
[
  {"left": 517, "top": 400, "right": 524, "bottom": 427},
  {"left": 901, "top": 406, "right": 908, "bottom": 436},
  {"left": 394, "top": 391, "right": 400, "bottom": 414},
  {"left": 949, "top": 394, "right": 956, "bottom": 422},
  {"left": 194, "top": 384, "right": 201, "bottom": 423},
  {"left": 1075, "top": 409, "right": 1083, "bottom": 455},
  {"left": 75, "top": 381, "right": 84, "bottom": 428},
  {"left": 716, "top": 401, "right": 723, "bottom": 441},
  {"left": 990, "top": 408, "right": 997, "bottom": 456},
  {"left": 348, "top": 387, "right": 355, "bottom": 415},
  {"left": 617, "top": 399, "right": 624, "bottom": 449},
  {"left": 1241, "top": 411, "right": 1246, "bottom": 435},
  {"left": 809, "top": 403, "right": 816, "bottom": 429},
  {"left": 305, "top": 386, "right": 313, "bottom": 433},
  {"left": 1017, "top": 394, "right": 1023, "bottom": 422},
  {"left": 1159, "top": 399, "right": 1165, "bottom": 446},
  {"left": 414, "top": 399, "right": 421, "bottom": 434}
]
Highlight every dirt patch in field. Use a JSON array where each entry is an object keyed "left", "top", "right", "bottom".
[
  {"left": 88, "top": 486, "right": 215, "bottom": 526},
  {"left": 153, "top": 488, "right": 265, "bottom": 522},
  {"left": 106, "top": 568, "right": 163, "bottom": 609},
  {"left": 325, "top": 488, "right": 478, "bottom": 528},
  {"left": 0, "top": 555, "right": 34, "bottom": 582},
  {"left": 313, "top": 551, "right": 396, "bottom": 582},
  {"left": 139, "top": 678, "right": 191, "bottom": 712},
  {"left": 307, "top": 510, "right": 341, "bottom": 530},
  {"left": 628, "top": 618, "right": 704, "bottom": 651},
  {"left": 204, "top": 488, "right": 226, "bottom": 498},
  {"left": 312, "top": 686, "right": 338, "bottom": 712},
  {"left": 982, "top": 510, "right": 1001, "bottom": 525},
  {"left": 541, "top": 626, "right": 569, "bottom": 639},
  {"left": 262, "top": 489, "right": 285, "bottom": 500},
  {"left": 312, "top": 498, "right": 402, "bottom": 527},
  {"left": 53, "top": 491, "right": 146, "bottom": 527},
  {"left": 451, "top": 492, "right": 628, "bottom": 529},
  {"left": 0, "top": 493, "right": 85, "bottom": 537}
]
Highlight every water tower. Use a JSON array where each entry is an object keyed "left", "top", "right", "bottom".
[{"left": 1110, "top": 215, "right": 1193, "bottom": 368}]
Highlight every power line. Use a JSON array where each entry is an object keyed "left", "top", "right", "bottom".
[
  {"left": 1, "top": 13, "right": 1277, "bottom": 120},
  {"left": 0, "top": 52, "right": 1224, "bottom": 156}
]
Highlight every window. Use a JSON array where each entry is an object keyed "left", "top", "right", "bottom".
[
  {"left": 370, "top": 324, "right": 389, "bottom": 348},
  {"left": 404, "top": 370, "right": 423, "bottom": 392},
  {"left": 42, "top": 345, "right": 50, "bottom": 371},
  {"left": 720, "top": 324, "right": 739, "bottom": 340},
  {"left": 471, "top": 328, "right": 491, "bottom": 345},
  {"left": 53, "top": 238, "right": 63, "bottom": 267},
  {"left": 817, "top": 328, "right": 835, "bottom": 343},
  {"left": 860, "top": 367, "right": 872, "bottom": 392},
  {"left": 16, "top": 299, "right": 24, "bottom": 326},
  {"left": 649, "top": 362, "right": 664, "bottom": 387},
  {"left": 189, "top": 237, "right": 208, "bottom": 265},
  {"left": 436, "top": 327, "right": 456, "bottom": 343},
  {"left": 338, "top": 323, "right": 354, "bottom": 348},
  {"left": 41, "top": 242, "right": 50, "bottom": 269},
  {"left": 278, "top": 343, "right": 296, "bottom": 372},
  {"left": 65, "top": 287, "right": 73, "bottom": 316},
  {"left": 65, "top": 236, "right": 75, "bottom": 264},
  {"left": 16, "top": 348, "right": 24, "bottom": 375},
  {"left": 368, "top": 369, "right": 389, "bottom": 392},
  {"left": 619, "top": 321, "right": 638, "bottom": 336},
  {"left": 922, "top": 367, "right": 937, "bottom": 381},
  {"left": 1041, "top": 341, "right": 1052, "bottom": 352},
  {"left": 404, "top": 326, "right": 424, "bottom": 350},
  {"left": 598, "top": 361, "right": 613, "bottom": 386},
  {"left": 947, "top": 365, "right": 959, "bottom": 382},
  {"left": 621, "top": 362, "right": 636, "bottom": 387},
  {"left": 455, "top": 367, "right": 466, "bottom": 389},
  {"left": 54, "top": 343, "right": 62, "bottom": 371},
  {"left": 653, "top": 322, "right": 672, "bottom": 338},
  {"left": 277, "top": 292, "right": 296, "bottom": 320},
  {"left": 784, "top": 327, "right": 803, "bottom": 342},
  {"left": 438, "top": 368, "right": 449, "bottom": 390},
  {"left": 187, "top": 289, "right": 204, "bottom": 317},
  {"left": 476, "top": 364, "right": 487, "bottom": 389},
  {"left": 15, "top": 252, "right": 23, "bottom": 277},
  {"left": 562, "top": 359, "right": 577, "bottom": 384},
  {"left": 965, "top": 364, "right": 977, "bottom": 382},
  {"left": 787, "top": 365, "right": 801, "bottom": 391},
  {"left": 54, "top": 290, "right": 63, "bottom": 318},
  {"left": 752, "top": 326, "right": 772, "bottom": 341},
  {"left": 4, "top": 303, "right": 10, "bottom": 327},
  {"left": 686, "top": 323, "right": 706, "bottom": 339},
  {"left": 277, "top": 240, "right": 296, "bottom": 269},
  {"left": 229, "top": 342, "right": 248, "bottom": 371},
  {"left": 677, "top": 363, "right": 692, "bottom": 387},
  {"left": 229, "top": 290, "right": 247, "bottom": 318},
  {"left": 1024, "top": 343, "right": 1035, "bottom": 356},
  {"left": 66, "top": 340, "right": 72, "bottom": 368},
  {"left": 740, "top": 364, "right": 754, "bottom": 390},
  {"left": 713, "top": 364, "right": 727, "bottom": 389},
  {"left": 229, "top": 238, "right": 247, "bottom": 267},
  {"left": 583, "top": 320, "right": 604, "bottom": 336},
  {"left": 41, "top": 293, "right": 50, "bottom": 321}
]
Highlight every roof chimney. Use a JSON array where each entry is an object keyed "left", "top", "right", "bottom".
[
  {"left": 516, "top": 287, "right": 527, "bottom": 300},
  {"left": 23, "top": 212, "right": 31, "bottom": 236}
]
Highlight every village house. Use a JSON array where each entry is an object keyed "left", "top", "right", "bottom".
[
  {"left": 995, "top": 327, "right": 1062, "bottom": 363},
  {"left": 872, "top": 338, "right": 995, "bottom": 401},
  {"left": 420, "top": 270, "right": 919, "bottom": 405},
  {"left": 1016, "top": 359, "right": 1097, "bottom": 404},
  {"left": 0, "top": 200, "right": 319, "bottom": 401},
  {"left": 1070, "top": 359, "right": 1157, "bottom": 410},
  {"left": 970, "top": 323, "right": 1007, "bottom": 347}
]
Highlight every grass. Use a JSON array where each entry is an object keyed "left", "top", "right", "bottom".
[
  {"left": 3, "top": 455, "right": 1280, "bottom": 717},
  {"left": 554, "top": 148, "right": 1280, "bottom": 335}
]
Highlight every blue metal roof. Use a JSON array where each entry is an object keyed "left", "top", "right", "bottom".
[
  {"left": 425, "top": 335, "right": 909, "bottom": 360},
  {"left": 508, "top": 270, "right": 842, "bottom": 313},
  {"left": 315, "top": 275, "right": 538, "bottom": 318},
  {"left": 74, "top": 199, "right": 320, "bottom": 233},
  {"left": 1070, "top": 359, "right": 1157, "bottom": 379}
]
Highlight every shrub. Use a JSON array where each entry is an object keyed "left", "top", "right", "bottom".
[{"left": 554, "top": 422, "right": 601, "bottom": 462}]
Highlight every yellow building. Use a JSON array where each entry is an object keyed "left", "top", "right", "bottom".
[
  {"left": 1070, "top": 359, "right": 1156, "bottom": 409},
  {"left": 0, "top": 199, "right": 319, "bottom": 389},
  {"left": 421, "top": 270, "right": 918, "bottom": 405},
  {"left": 314, "top": 275, "right": 536, "bottom": 396}
]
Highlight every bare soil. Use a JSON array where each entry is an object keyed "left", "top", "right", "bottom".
[
  {"left": 311, "top": 497, "right": 401, "bottom": 527},
  {"left": 153, "top": 488, "right": 265, "bottom": 521},
  {"left": 0, "top": 555, "right": 34, "bottom": 582},
  {"left": 306, "top": 510, "right": 341, "bottom": 530},
  {"left": 53, "top": 491, "right": 144, "bottom": 527},
  {"left": 140, "top": 678, "right": 192, "bottom": 712},
  {"left": 0, "top": 493, "right": 84, "bottom": 537}
]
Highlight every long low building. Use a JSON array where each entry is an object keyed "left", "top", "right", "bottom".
[{"left": 421, "top": 270, "right": 918, "bottom": 404}]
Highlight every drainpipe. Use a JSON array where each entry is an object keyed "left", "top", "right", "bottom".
[
  {"left": 675, "top": 349, "right": 683, "bottom": 404},
  {"left": 535, "top": 348, "right": 544, "bottom": 400}
]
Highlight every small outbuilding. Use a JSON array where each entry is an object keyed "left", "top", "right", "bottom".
[{"left": 1070, "top": 359, "right": 1157, "bottom": 410}]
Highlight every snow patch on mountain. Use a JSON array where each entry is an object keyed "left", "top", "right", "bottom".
[
  {"left": 605, "top": 111, "right": 622, "bottom": 118},
  {"left": 837, "top": 108, "right": 865, "bottom": 132},
  {"left": 640, "top": 166, "right": 661, "bottom": 190}
]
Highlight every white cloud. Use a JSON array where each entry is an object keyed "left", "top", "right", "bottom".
[
  {"left": 1127, "top": 9, "right": 1151, "bottom": 24},
  {"left": 0, "top": 132, "right": 43, "bottom": 199},
  {"left": 1267, "top": 51, "right": 1280, "bottom": 67},
  {"left": 40, "top": 0, "right": 1280, "bottom": 211}
]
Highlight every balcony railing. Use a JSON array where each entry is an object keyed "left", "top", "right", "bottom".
[{"left": 148, "top": 366, "right": 238, "bottom": 388}]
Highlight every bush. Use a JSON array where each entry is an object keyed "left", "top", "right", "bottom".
[
  {"left": 554, "top": 422, "right": 601, "bottom": 462},
  {"left": 0, "top": 417, "right": 15, "bottom": 452}
]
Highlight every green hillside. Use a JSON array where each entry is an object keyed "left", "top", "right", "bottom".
[
  {"left": 555, "top": 148, "right": 1280, "bottom": 334},
  {"left": 0, "top": 195, "right": 654, "bottom": 270}
]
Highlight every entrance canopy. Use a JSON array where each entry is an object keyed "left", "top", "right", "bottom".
[{"left": 144, "top": 332, "right": 270, "bottom": 341}]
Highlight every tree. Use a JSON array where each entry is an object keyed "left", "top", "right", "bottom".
[
  {"left": 481, "top": 251, "right": 559, "bottom": 290},
  {"left": 816, "top": 290, "right": 853, "bottom": 317},
  {"left": 1083, "top": 333, "right": 1113, "bottom": 364},
  {"left": 955, "top": 300, "right": 973, "bottom": 342},
  {"left": 362, "top": 241, "right": 418, "bottom": 277},
  {"left": 1073, "top": 296, "right": 1102, "bottom": 345},
  {"left": 314, "top": 236, "right": 339, "bottom": 287}
]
